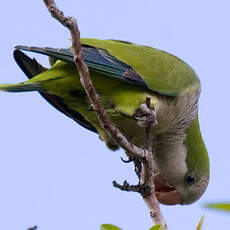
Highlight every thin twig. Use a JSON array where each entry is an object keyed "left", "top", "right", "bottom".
[
  {"left": 145, "top": 97, "right": 154, "bottom": 153},
  {"left": 134, "top": 98, "right": 167, "bottom": 228},
  {"left": 42, "top": 0, "right": 167, "bottom": 228},
  {"left": 112, "top": 180, "right": 140, "bottom": 193}
]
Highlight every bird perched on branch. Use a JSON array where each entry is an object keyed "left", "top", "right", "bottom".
[{"left": 0, "top": 39, "right": 209, "bottom": 205}]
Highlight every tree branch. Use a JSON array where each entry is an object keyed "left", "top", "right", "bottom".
[
  {"left": 42, "top": 0, "right": 167, "bottom": 228},
  {"left": 112, "top": 180, "right": 140, "bottom": 193},
  {"left": 43, "top": 0, "right": 145, "bottom": 159}
]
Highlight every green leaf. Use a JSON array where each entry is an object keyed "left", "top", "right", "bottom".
[
  {"left": 101, "top": 224, "right": 122, "bottom": 230},
  {"left": 206, "top": 203, "right": 230, "bottom": 212},
  {"left": 149, "top": 224, "right": 166, "bottom": 230},
  {"left": 196, "top": 216, "right": 204, "bottom": 230}
]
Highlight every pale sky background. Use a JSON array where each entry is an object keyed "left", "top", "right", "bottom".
[{"left": 0, "top": 1, "right": 229, "bottom": 229}]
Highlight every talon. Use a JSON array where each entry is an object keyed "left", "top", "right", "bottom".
[{"left": 121, "top": 156, "right": 133, "bottom": 163}]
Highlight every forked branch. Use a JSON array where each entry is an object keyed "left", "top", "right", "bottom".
[{"left": 42, "top": 0, "right": 167, "bottom": 228}]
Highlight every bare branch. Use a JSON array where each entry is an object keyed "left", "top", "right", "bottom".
[
  {"left": 115, "top": 99, "right": 167, "bottom": 228},
  {"left": 42, "top": 0, "right": 167, "bottom": 228},
  {"left": 113, "top": 180, "right": 140, "bottom": 193},
  {"left": 43, "top": 0, "right": 145, "bottom": 160},
  {"left": 144, "top": 195, "right": 167, "bottom": 227},
  {"left": 135, "top": 99, "right": 166, "bottom": 227}
]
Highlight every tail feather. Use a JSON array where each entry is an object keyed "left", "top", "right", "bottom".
[
  {"left": 13, "top": 49, "right": 47, "bottom": 78},
  {"left": 0, "top": 82, "right": 42, "bottom": 92},
  {"left": 12, "top": 48, "right": 97, "bottom": 133}
]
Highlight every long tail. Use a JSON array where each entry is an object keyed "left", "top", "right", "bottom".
[{"left": 0, "top": 82, "right": 42, "bottom": 92}]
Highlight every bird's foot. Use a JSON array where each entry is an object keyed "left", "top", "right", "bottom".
[{"left": 134, "top": 97, "right": 158, "bottom": 128}]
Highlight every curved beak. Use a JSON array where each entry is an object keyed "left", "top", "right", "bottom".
[{"left": 154, "top": 172, "right": 181, "bottom": 205}]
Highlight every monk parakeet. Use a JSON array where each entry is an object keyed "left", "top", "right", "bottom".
[{"left": 0, "top": 39, "right": 209, "bottom": 205}]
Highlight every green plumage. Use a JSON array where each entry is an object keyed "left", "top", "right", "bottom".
[
  {"left": 81, "top": 39, "right": 200, "bottom": 96},
  {"left": 0, "top": 38, "right": 209, "bottom": 205}
]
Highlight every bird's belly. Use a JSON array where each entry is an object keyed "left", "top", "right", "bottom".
[
  {"left": 44, "top": 75, "right": 176, "bottom": 148},
  {"left": 69, "top": 93, "right": 175, "bottom": 148}
]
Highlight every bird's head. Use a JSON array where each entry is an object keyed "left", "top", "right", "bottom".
[
  {"left": 154, "top": 170, "right": 209, "bottom": 205},
  {"left": 153, "top": 115, "right": 210, "bottom": 205}
]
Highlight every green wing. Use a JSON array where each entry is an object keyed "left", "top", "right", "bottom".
[
  {"left": 81, "top": 39, "right": 200, "bottom": 95},
  {"left": 13, "top": 39, "right": 201, "bottom": 137},
  {"left": 16, "top": 38, "right": 200, "bottom": 96}
]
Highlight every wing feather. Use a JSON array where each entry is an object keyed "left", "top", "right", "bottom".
[{"left": 13, "top": 49, "right": 97, "bottom": 133}]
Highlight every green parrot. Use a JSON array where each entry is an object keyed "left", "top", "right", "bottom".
[{"left": 0, "top": 39, "right": 209, "bottom": 205}]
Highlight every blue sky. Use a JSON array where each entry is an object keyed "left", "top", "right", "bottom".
[{"left": 1, "top": 0, "right": 230, "bottom": 229}]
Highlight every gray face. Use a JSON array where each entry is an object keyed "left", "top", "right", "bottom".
[
  {"left": 154, "top": 138, "right": 209, "bottom": 205},
  {"left": 154, "top": 170, "right": 209, "bottom": 205},
  {"left": 179, "top": 172, "right": 210, "bottom": 205}
]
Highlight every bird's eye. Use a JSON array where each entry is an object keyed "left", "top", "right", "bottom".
[{"left": 185, "top": 173, "right": 195, "bottom": 184}]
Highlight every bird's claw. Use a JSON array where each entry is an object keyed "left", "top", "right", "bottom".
[
  {"left": 134, "top": 103, "right": 158, "bottom": 128},
  {"left": 121, "top": 156, "right": 134, "bottom": 163}
]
